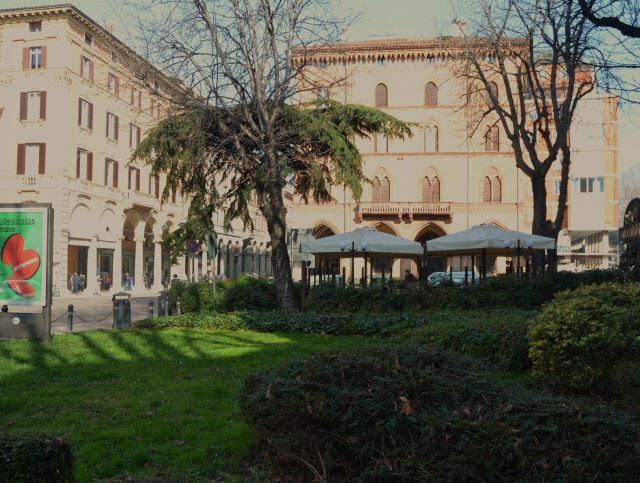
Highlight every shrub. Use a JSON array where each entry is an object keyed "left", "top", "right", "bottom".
[
  {"left": 0, "top": 434, "right": 73, "bottom": 482},
  {"left": 218, "top": 276, "right": 277, "bottom": 311},
  {"left": 167, "top": 276, "right": 277, "bottom": 313},
  {"left": 394, "top": 310, "right": 534, "bottom": 372},
  {"left": 530, "top": 282, "right": 640, "bottom": 395},
  {"left": 134, "top": 311, "right": 424, "bottom": 337},
  {"left": 620, "top": 238, "right": 640, "bottom": 281},
  {"left": 304, "top": 270, "right": 622, "bottom": 313},
  {"left": 239, "top": 344, "right": 640, "bottom": 482}
]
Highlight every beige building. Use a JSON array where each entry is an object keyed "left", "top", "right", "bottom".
[
  {"left": 0, "top": 4, "right": 271, "bottom": 297},
  {"left": 288, "top": 38, "right": 619, "bottom": 278}
]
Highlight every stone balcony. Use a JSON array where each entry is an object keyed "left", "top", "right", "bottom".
[{"left": 356, "top": 201, "right": 453, "bottom": 222}]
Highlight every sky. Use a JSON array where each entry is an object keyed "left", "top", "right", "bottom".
[{"left": 2, "top": 0, "right": 637, "bottom": 173}]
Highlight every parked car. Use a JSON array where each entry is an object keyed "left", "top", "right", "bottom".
[{"left": 427, "top": 271, "right": 479, "bottom": 286}]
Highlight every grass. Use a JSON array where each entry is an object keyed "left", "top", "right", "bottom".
[{"left": 0, "top": 328, "right": 369, "bottom": 481}]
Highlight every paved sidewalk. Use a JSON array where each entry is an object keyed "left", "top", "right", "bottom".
[{"left": 51, "top": 295, "right": 160, "bottom": 334}]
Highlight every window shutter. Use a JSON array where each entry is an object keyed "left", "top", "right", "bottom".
[
  {"left": 22, "top": 48, "right": 29, "bottom": 70},
  {"left": 136, "top": 126, "right": 141, "bottom": 147},
  {"left": 78, "top": 98, "right": 82, "bottom": 125},
  {"left": 136, "top": 168, "right": 141, "bottom": 191},
  {"left": 492, "top": 177, "right": 502, "bottom": 202},
  {"left": 128, "top": 168, "right": 132, "bottom": 190},
  {"left": 381, "top": 177, "right": 390, "bottom": 202},
  {"left": 138, "top": 92, "right": 142, "bottom": 111},
  {"left": 87, "top": 152, "right": 93, "bottom": 181},
  {"left": 40, "top": 91, "right": 47, "bottom": 120},
  {"left": 104, "top": 160, "right": 109, "bottom": 184},
  {"left": 115, "top": 76, "right": 120, "bottom": 96},
  {"left": 493, "top": 127, "right": 499, "bottom": 152},
  {"left": 76, "top": 149, "right": 81, "bottom": 178},
  {"left": 482, "top": 177, "right": 492, "bottom": 202},
  {"left": 41, "top": 46, "right": 47, "bottom": 68},
  {"left": 20, "top": 92, "right": 27, "bottom": 121},
  {"left": 155, "top": 176, "right": 160, "bottom": 198},
  {"left": 106, "top": 112, "right": 109, "bottom": 137},
  {"left": 89, "top": 60, "right": 94, "bottom": 82},
  {"left": 432, "top": 177, "right": 440, "bottom": 202},
  {"left": 114, "top": 115, "right": 119, "bottom": 141},
  {"left": 425, "top": 82, "right": 437, "bottom": 106},
  {"left": 372, "top": 177, "right": 380, "bottom": 202},
  {"left": 422, "top": 178, "right": 431, "bottom": 202},
  {"left": 485, "top": 129, "right": 491, "bottom": 152},
  {"left": 17, "top": 144, "right": 26, "bottom": 175},
  {"left": 113, "top": 161, "right": 119, "bottom": 188},
  {"left": 88, "top": 102, "right": 93, "bottom": 130},
  {"left": 375, "top": 83, "right": 388, "bottom": 107},
  {"left": 38, "top": 143, "right": 46, "bottom": 174},
  {"left": 434, "top": 126, "right": 439, "bottom": 152}
]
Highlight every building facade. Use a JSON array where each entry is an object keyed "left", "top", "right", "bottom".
[
  {"left": 288, "top": 38, "right": 619, "bottom": 278},
  {"left": 0, "top": 4, "right": 271, "bottom": 297}
]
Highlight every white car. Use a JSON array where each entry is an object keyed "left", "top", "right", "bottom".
[{"left": 427, "top": 271, "right": 479, "bottom": 286}]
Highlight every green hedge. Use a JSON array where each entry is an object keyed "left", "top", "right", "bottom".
[
  {"left": 239, "top": 344, "right": 640, "bottom": 482},
  {"left": 168, "top": 276, "right": 277, "bottom": 313},
  {"left": 304, "top": 270, "right": 622, "bottom": 312},
  {"left": 134, "top": 311, "right": 425, "bottom": 337},
  {"left": 530, "top": 282, "right": 640, "bottom": 397},
  {"left": 394, "top": 310, "right": 534, "bottom": 372},
  {"left": 0, "top": 434, "right": 73, "bottom": 482}
]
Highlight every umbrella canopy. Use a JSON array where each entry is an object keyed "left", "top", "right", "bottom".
[
  {"left": 426, "top": 224, "right": 555, "bottom": 256},
  {"left": 300, "top": 227, "right": 423, "bottom": 258}
]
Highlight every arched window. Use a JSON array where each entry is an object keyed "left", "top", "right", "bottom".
[
  {"left": 372, "top": 177, "right": 381, "bottom": 202},
  {"left": 492, "top": 176, "right": 502, "bottom": 202},
  {"left": 486, "top": 81, "right": 498, "bottom": 107},
  {"left": 375, "top": 83, "right": 388, "bottom": 107},
  {"left": 482, "top": 176, "right": 492, "bottom": 202},
  {"left": 380, "top": 176, "right": 390, "bottom": 202},
  {"left": 422, "top": 177, "right": 432, "bottom": 202},
  {"left": 431, "top": 176, "right": 440, "bottom": 202},
  {"left": 425, "top": 126, "right": 439, "bottom": 152},
  {"left": 425, "top": 82, "right": 438, "bottom": 106},
  {"left": 485, "top": 125, "right": 499, "bottom": 152}
]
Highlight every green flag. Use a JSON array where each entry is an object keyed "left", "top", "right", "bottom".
[{"left": 207, "top": 233, "right": 217, "bottom": 259}]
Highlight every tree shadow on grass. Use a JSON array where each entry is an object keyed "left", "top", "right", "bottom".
[{"left": 0, "top": 327, "right": 363, "bottom": 482}]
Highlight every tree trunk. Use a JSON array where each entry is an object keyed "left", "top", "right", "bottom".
[
  {"left": 262, "top": 187, "right": 297, "bottom": 312},
  {"left": 531, "top": 174, "right": 549, "bottom": 272}
]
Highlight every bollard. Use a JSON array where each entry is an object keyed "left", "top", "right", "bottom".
[
  {"left": 176, "top": 298, "right": 181, "bottom": 316},
  {"left": 67, "top": 304, "right": 74, "bottom": 333},
  {"left": 147, "top": 300, "right": 154, "bottom": 318}
]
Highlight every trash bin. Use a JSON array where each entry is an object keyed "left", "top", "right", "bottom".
[
  {"left": 158, "top": 290, "right": 169, "bottom": 317},
  {"left": 112, "top": 292, "right": 131, "bottom": 329}
]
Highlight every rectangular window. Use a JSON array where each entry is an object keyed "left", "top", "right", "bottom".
[
  {"left": 580, "top": 177, "right": 587, "bottom": 193},
  {"left": 588, "top": 177, "right": 595, "bottom": 193},
  {"left": 130, "top": 87, "right": 136, "bottom": 106},
  {"left": 128, "top": 166, "right": 141, "bottom": 191},
  {"left": 129, "top": 123, "right": 141, "bottom": 148},
  {"left": 598, "top": 176, "right": 604, "bottom": 193},
  {"left": 25, "top": 143, "right": 41, "bottom": 176},
  {"left": 85, "top": 33, "right": 92, "bottom": 45},
  {"left": 76, "top": 148, "right": 93, "bottom": 181},
  {"left": 81, "top": 56, "right": 92, "bottom": 81},
  {"left": 108, "top": 73, "right": 118, "bottom": 95},
  {"left": 105, "top": 158, "right": 119, "bottom": 188},
  {"left": 29, "top": 21, "right": 42, "bottom": 32},
  {"left": 20, "top": 91, "right": 46, "bottom": 121},
  {"left": 30, "top": 47, "right": 42, "bottom": 69},
  {"left": 106, "top": 112, "right": 119, "bottom": 141},
  {"left": 78, "top": 98, "right": 92, "bottom": 130}
]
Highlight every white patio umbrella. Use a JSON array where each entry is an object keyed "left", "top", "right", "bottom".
[
  {"left": 300, "top": 227, "right": 423, "bottom": 258},
  {"left": 425, "top": 224, "right": 555, "bottom": 279},
  {"left": 426, "top": 224, "right": 555, "bottom": 256}
]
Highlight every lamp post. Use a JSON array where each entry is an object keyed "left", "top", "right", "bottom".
[
  {"left": 361, "top": 242, "right": 369, "bottom": 286},
  {"left": 504, "top": 239, "right": 513, "bottom": 275}
]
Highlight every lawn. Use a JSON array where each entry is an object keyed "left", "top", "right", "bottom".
[{"left": 0, "top": 328, "right": 369, "bottom": 481}]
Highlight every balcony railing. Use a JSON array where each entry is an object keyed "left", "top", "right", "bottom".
[
  {"left": 357, "top": 201, "right": 452, "bottom": 221},
  {"left": 620, "top": 223, "right": 640, "bottom": 243}
]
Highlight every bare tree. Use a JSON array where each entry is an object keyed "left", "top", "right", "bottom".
[
  {"left": 455, "top": 0, "right": 599, "bottom": 270},
  {"left": 579, "top": 0, "right": 640, "bottom": 38},
  {"left": 126, "top": 0, "right": 410, "bottom": 310}
]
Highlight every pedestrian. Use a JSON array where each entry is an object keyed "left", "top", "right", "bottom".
[{"left": 73, "top": 272, "right": 80, "bottom": 293}]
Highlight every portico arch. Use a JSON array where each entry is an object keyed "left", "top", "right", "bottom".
[{"left": 415, "top": 223, "right": 448, "bottom": 275}]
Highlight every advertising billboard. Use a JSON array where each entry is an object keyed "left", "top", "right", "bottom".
[{"left": 0, "top": 205, "right": 50, "bottom": 307}]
